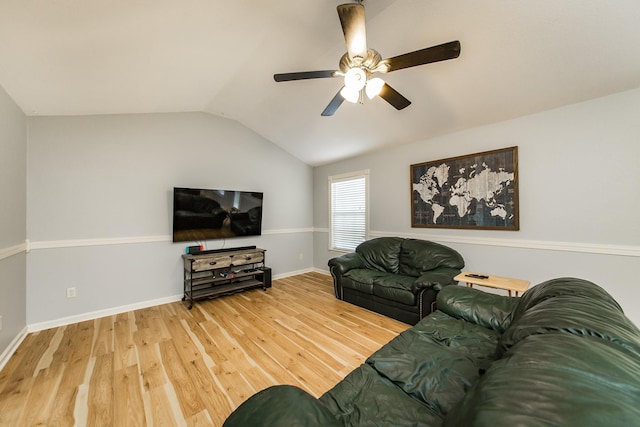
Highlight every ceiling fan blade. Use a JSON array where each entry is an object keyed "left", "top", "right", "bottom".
[
  {"left": 378, "top": 83, "right": 411, "bottom": 110},
  {"left": 321, "top": 89, "right": 346, "bottom": 116},
  {"left": 337, "top": 4, "right": 367, "bottom": 62},
  {"left": 383, "top": 41, "right": 461, "bottom": 73},
  {"left": 274, "top": 70, "right": 338, "bottom": 82}
]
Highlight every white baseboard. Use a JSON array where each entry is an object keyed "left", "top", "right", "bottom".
[
  {"left": 27, "top": 294, "right": 184, "bottom": 333},
  {"left": 26, "top": 269, "right": 331, "bottom": 333},
  {"left": 272, "top": 267, "right": 314, "bottom": 279},
  {"left": 0, "top": 269, "right": 333, "bottom": 371},
  {"left": 311, "top": 267, "right": 331, "bottom": 276},
  {"left": 0, "top": 326, "right": 28, "bottom": 373},
  {"left": 273, "top": 267, "right": 330, "bottom": 279}
]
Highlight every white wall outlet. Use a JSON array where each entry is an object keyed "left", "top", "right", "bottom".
[
  {"left": 299, "top": 252, "right": 304, "bottom": 261},
  {"left": 67, "top": 287, "right": 76, "bottom": 298},
  {"left": 0, "top": 315, "right": 3, "bottom": 331}
]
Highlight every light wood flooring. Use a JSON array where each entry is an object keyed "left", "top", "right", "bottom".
[{"left": 0, "top": 272, "right": 409, "bottom": 426}]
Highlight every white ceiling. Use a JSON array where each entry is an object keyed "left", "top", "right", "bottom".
[{"left": 2, "top": 1, "right": 640, "bottom": 166}]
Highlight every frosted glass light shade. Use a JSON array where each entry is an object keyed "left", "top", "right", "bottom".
[
  {"left": 343, "top": 67, "right": 367, "bottom": 91},
  {"left": 340, "top": 86, "right": 360, "bottom": 103},
  {"left": 365, "top": 77, "right": 385, "bottom": 99}
]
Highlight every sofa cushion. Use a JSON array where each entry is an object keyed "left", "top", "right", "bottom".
[
  {"left": 319, "top": 363, "right": 444, "bottom": 426},
  {"left": 356, "top": 237, "right": 403, "bottom": 273},
  {"left": 366, "top": 311, "right": 501, "bottom": 418},
  {"left": 445, "top": 333, "right": 640, "bottom": 427},
  {"left": 371, "top": 274, "right": 416, "bottom": 305},
  {"left": 343, "top": 269, "right": 390, "bottom": 295},
  {"left": 398, "top": 239, "right": 465, "bottom": 277}
]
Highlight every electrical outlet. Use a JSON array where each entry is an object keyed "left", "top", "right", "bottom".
[
  {"left": 299, "top": 252, "right": 304, "bottom": 261},
  {"left": 0, "top": 315, "right": 3, "bottom": 331},
  {"left": 67, "top": 287, "right": 76, "bottom": 298}
]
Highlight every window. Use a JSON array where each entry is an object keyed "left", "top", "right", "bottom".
[{"left": 329, "top": 170, "right": 369, "bottom": 252}]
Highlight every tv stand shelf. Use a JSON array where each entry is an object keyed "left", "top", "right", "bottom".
[{"left": 181, "top": 247, "right": 271, "bottom": 309}]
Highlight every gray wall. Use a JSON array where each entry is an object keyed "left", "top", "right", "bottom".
[
  {"left": 26, "top": 112, "right": 314, "bottom": 327},
  {"left": 0, "top": 84, "right": 27, "bottom": 357},
  {"left": 313, "top": 88, "right": 640, "bottom": 326},
  {"left": 10, "top": 88, "right": 640, "bottom": 334}
]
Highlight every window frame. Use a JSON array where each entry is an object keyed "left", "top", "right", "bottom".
[{"left": 328, "top": 169, "right": 370, "bottom": 252}]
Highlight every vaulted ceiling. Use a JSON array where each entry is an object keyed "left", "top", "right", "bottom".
[{"left": 2, "top": 1, "right": 640, "bottom": 165}]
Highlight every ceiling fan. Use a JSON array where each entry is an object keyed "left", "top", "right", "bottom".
[{"left": 273, "top": 1, "right": 461, "bottom": 116}]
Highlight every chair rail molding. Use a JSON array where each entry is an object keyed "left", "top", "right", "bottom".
[
  {"left": 26, "top": 228, "right": 315, "bottom": 251},
  {"left": 373, "top": 231, "right": 640, "bottom": 257},
  {"left": 314, "top": 228, "right": 640, "bottom": 258},
  {"left": 0, "top": 241, "right": 28, "bottom": 261}
]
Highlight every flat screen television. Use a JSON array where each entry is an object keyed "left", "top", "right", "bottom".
[{"left": 173, "top": 187, "right": 263, "bottom": 242}]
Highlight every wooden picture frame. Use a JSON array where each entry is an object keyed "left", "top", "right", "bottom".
[{"left": 411, "top": 146, "right": 519, "bottom": 230}]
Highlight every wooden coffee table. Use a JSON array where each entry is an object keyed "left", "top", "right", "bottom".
[{"left": 454, "top": 272, "right": 530, "bottom": 297}]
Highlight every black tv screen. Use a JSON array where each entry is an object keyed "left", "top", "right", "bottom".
[{"left": 173, "top": 187, "right": 263, "bottom": 242}]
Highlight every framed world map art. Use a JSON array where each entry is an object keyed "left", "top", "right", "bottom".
[{"left": 411, "top": 146, "right": 519, "bottom": 230}]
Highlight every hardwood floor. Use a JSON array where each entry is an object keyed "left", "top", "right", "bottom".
[{"left": 0, "top": 272, "right": 409, "bottom": 426}]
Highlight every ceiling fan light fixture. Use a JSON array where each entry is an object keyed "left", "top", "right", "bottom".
[
  {"left": 273, "top": 1, "right": 461, "bottom": 116},
  {"left": 343, "top": 67, "right": 367, "bottom": 91},
  {"left": 340, "top": 86, "right": 360, "bottom": 103},
  {"left": 365, "top": 77, "right": 385, "bottom": 99}
]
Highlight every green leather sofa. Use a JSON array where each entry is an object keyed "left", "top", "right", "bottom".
[
  {"left": 328, "top": 237, "right": 465, "bottom": 324},
  {"left": 223, "top": 278, "right": 640, "bottom": 426}
]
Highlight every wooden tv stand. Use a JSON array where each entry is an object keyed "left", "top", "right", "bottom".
[{"left": 181, "top": 247, "right": 271, "bottom": 309}]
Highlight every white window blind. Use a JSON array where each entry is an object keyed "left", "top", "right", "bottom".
[{"left": 329, "top": 171, "right": 368, "bottom": 252}]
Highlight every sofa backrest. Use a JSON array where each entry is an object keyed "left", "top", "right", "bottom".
[
  {"left": 355, "top": 237, "right": 403, "bottom": 273},
  {"left": 355, "top": 237, "right": 464, "bottom": 276},
  {"left": 398, "top": 239, "right": 465, "bottom": 276},
  {"left": 445, "top": 331, "right": 640, "bottom": 427},
  {"left": 497, "top": 277, "right": 640, "bottom": 358},
  {"left": 444, "top": 277, "right": 640, "bottom": 427}
]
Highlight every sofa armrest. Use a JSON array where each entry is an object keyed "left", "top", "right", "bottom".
[
  {"left": 328, "top": 253, "right": 365, "bottom": 299},
  {"left": 328, "top": 252, "right": 365, "bottom": 275},
  {"left": 223, "top": 385, "right": 341, "bottom": 427},
  {"left": 436, "top": 285, "right": 519, "bottom": 333},
  {"left": 412, "top": 267, "right": 461, "bottom": 293}
]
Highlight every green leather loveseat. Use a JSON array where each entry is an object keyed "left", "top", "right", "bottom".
[
  {"left": 328, "top": 237, "right": 465, "bottom": 325},
  {"left": 223, "top": 278, "right": 640, "bottom": 426}
]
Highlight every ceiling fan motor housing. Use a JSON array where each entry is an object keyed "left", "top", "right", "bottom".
[{"left": 339, "top": 49, "right": 386, "bottom": 75}]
